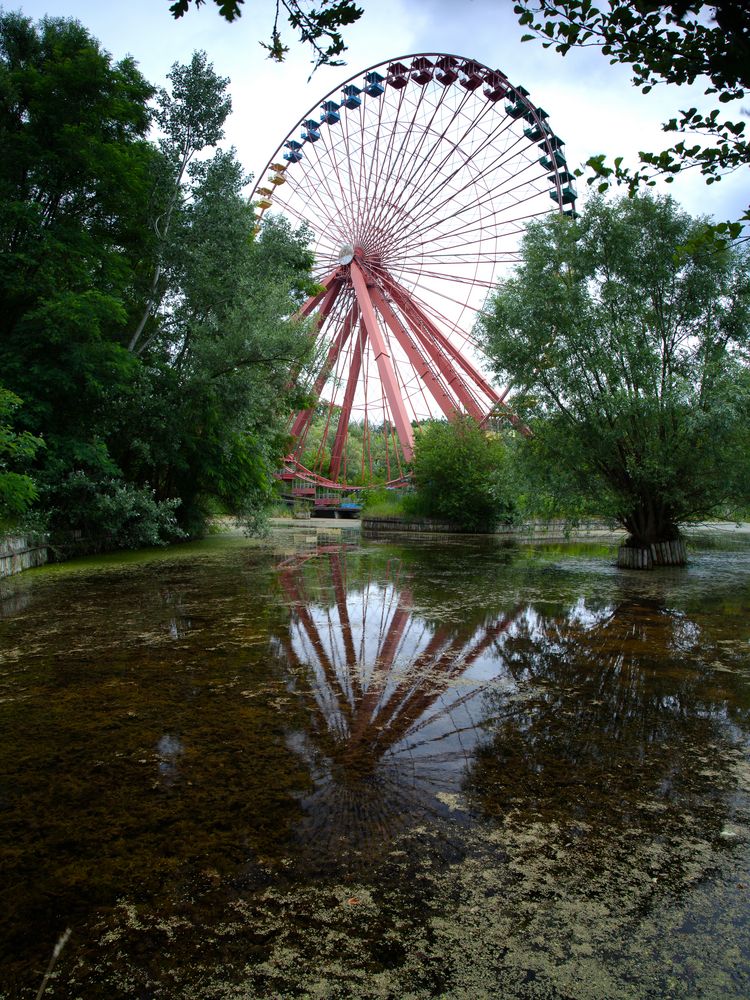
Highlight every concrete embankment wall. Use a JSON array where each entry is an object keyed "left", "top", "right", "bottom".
[
  {"left": 0, "top": 534, "right": 49, "bottom": 578},
  {"left": 362, "top": 516, "right": 615, "bottom": 538}
]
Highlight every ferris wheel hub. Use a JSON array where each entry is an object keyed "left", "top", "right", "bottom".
[{"left": 338, "top": 244, "right": 355, "bottom": 265}]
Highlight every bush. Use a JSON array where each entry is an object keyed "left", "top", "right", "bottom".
[
  {"left": 43, "top": 472, "right": 185, "bottom": 551},
  {"left": 359, "top": 485, "right": 415, "bottom": 518},
  {"left": 410, "top": 418, "right": 518, "bottom": 531}
]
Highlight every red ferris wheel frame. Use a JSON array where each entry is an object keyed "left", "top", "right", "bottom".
[{"left": 253, "top": 53, "right": 576, "bottom": 491}]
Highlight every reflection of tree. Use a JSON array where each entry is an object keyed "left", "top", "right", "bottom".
[
  {"left": 466, "top": 597, "right": 745, "bottom": 854},
  {"left": 274, "top": 547, "right": 522, "bottom": 861}
]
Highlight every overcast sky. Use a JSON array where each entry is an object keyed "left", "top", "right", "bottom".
[{"left": 8, "top": 0, "right": 748, "bottom": 224}]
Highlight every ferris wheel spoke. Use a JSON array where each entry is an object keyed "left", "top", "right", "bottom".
[
  {"left": 358, "top": 79, "right": 446, "bottom": 226},
  {"left": 392, "top": 112, "right": 524, "bottom": 238},
  {"left": 328, "top": 320, "right": 364, "bottom": 479},
  {"left": 361, "top": 82, "right": 468, "bottom": 247},
  {"left": 369, "top": 85, "right": 505, "bottom": 253},
  {"left": 395, "top": 137, "right": 541, "bottom": 245},
  {"left": 352, "top": 86, "right": 414, "bottom": 242}
]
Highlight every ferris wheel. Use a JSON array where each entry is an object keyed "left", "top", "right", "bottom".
[{"left": 252, "top": 53, "right": 576, "bottom": 489}]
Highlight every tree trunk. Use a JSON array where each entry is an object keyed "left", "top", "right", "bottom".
[
  {"left": 617, "top": 537, "right": 687, "bottom": 569},
  {"left": 619, "top": 497, "right": 686, "bottom": 569}
]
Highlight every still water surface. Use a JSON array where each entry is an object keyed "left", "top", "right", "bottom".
[{"left": 2, "top": 528, "right": 750, "bottom": 998}]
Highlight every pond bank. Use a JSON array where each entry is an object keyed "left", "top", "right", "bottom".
[{"left": 0, "top": 532, "right": 48, "bottom": 578}]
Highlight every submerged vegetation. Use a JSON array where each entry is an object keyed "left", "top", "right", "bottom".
[{"left": 2, "top": 531, "right": 750, "bottom": 995}]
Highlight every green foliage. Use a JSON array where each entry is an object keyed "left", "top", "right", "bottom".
[
  {"left": 479, "top": 193, "right": 750, "bottom": 545},
  {"left": 297, "top": 413, "right": 407, "bottom": 485},
  {"left": 503, "top": 431, "right": 599, "bottom": 524},
  {"left": 128, "top": 51, "right": 232, "bottom": 356},
  {"left": 0, "top": 16, "right": 318, "bottom": 552},
  {"left": 0, "top": 12, "right": 157, "bottom": 528},
  {"left": 514, "top": 2, "right": 750, "bottom": 234},
  {"left": 117, "top": 149, "right": 316, "bottom": 535},
  {"left": 43, "top": 472, "right": 185, "bottom": 551},
  {"left": 409, "top": 417, "right": 518, "bottom": 532},
  {"left": 167, "top": 0, "right": 364, "bottom": 71},
  {"left": 0, "top": 388, "right": 44, "bottom": 522},
  {"left": 359, "top": 485, "right": 413, "bottom": 518}
]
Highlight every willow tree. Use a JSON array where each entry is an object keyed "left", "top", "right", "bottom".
[{"left": 479, "top": 194, "right": 750, "bottom": 565}]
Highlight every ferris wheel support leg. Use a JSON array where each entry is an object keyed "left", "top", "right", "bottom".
[
  {"left": 381, "top": 278, "right": 486, "bottom": 421},
  {"left": 329, "top": 552, "right": 359, "bottom": 691},
  {"left": 368, "top": 285, "right": 460, "bottom": 422},
  {"left": 295, "top": 267, "right": 344, "bottom": 320},
  {"left": 329, "top": 324, "right": 364, "bottom": 481},
  {"left": 350, "top": 261, "right": 414, "bottom": 461},
  {"left": 289, "top": 300, "right": 358, "bottom": 442},
  {"left": 385, "top": 275, "right": 503, "bottom": 405},
  {"left": 286, "top": 272, "right": 344, "bottom": 410},
  {"left": 349, "top": 591, "right": 413, "bottom": 742},
  {"left": 281, "top": 572, "right": 355, "bottom": 722}
]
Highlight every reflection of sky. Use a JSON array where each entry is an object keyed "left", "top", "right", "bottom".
[
  {"left": 272, "top": 544, "right": 750, "bottom": 865},
  {"left": 278, "top": 554, "right": 524, "bottom": 832},
  {"left": 156, "top": 733, "right": 184, "bottom": 786}
]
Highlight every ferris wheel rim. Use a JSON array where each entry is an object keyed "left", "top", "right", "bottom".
[{"left": 252, "top": 51, "right": 564, "bottom": 203}]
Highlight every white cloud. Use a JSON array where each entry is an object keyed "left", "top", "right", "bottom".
[{"left": 11, "top": 0, "right": 748, "bottom": 219}]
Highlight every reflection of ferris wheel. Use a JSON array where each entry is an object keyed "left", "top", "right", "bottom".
[
  {"left": 274, "top": 547, "right": 523, "bottom": 862},
  {"left": 253, "top": 54, "right": 576, "bottom": 488}
]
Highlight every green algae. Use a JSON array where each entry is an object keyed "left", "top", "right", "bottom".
[{"left": 1, "top": 532, "right": 750, "bottom": 997}]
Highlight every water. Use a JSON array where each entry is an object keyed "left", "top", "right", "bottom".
[{"left": 1, "top": 528, "right": 750, "bottom": 998}]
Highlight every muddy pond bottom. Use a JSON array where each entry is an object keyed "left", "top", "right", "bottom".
[{"left": 2, "top": 529, "right": 750, "bottom": 998}]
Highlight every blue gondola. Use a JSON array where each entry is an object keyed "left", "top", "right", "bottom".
[
  {"left": 301, "top": 119, "right": 321, "bottom": 142},
  {"left": 283, "top": 139, "right": 304, "bottom": 163},
  {"left": 522, "top": 106, "right": 548, "bottom": 125},
  {"left": 341, "top": 84, "right": 362, "bottom": 110},
  {"left": 505, "top": 101, "right": 526, "bottom": 119},
  {"left": 539, "top": 150, "right": 567, "bottom": 171},
  {"left": 364, "top": 71, "right": 385, "bottom": 97},
  {"left": 550, "top": 172, "right": 577, "bottom": 205},
  {"left": 550, "top": 187, "right": 577, "bottom": 205},
  {"left": 539, "top": 133, "right": 565, "bottom": 153},
  {"left": 320, "top": 100, "right": 341, "bottom": 125},
  {"left": 524, "top": 121, "right": 550, "bottom": 142}
]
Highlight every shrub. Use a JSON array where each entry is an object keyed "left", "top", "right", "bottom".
[
  {"left": 43, "top": 472, "right": 185, "bottom": 551},
  {"left": 410, "top": 418, "right": 518, "bottom": 531}
]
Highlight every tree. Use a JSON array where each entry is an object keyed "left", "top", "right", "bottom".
[
  {"left": 0, "top": 15, "right": 319, "bottom": 549},
  {"left": 128, "top": 51, "right": 232, "bottom": 355},
  {"left": 0, "top": 14, "right": 175, "bottom": 543},
  {"left": 113, "top": 150, "right": 317, "bottom": 534},
  {"left": 0, "top": 388, "right": 43, "bottom": 524},
  {"left": 479, "top": 194, "right": 750, "bottom": 558},
  {"left": 167, "top": 0, "right": 364, "bottom": 71},
  {"left": 513, "top": 2, "right": 750, "bottom": 237},
  {"left": 409, "top": 417, "right": 517, "bottom": 532}
]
